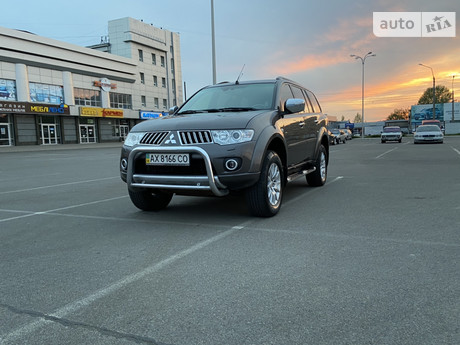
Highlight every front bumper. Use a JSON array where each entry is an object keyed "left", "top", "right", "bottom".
[{"left": 122, "top": 145, "right": 260, "bottom": 197}]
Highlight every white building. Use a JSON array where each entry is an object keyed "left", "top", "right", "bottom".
[{"left": 0, "top": 17, "right": 182, "bottom": 146}]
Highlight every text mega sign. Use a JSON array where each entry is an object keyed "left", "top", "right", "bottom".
[{"left": 0, "top": 102, "right": 70, "bottom": 115}]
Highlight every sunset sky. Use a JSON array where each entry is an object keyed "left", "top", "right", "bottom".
[{"left": 2, "top": 0, "right": 459, "bottom": 122}]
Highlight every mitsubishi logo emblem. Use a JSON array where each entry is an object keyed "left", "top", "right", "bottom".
[{"left": 165, "top": 133, "right": 177, "bottom": 144}]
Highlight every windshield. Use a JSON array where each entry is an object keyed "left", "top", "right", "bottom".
[
  {"left": 383, "top": 127, "right": 401, "bottom": 133},
  {"left": 178, "top": 83, "right": 276, "bottom": 114},
  {"left": 417, "top": 125, "right": 441, "bottom": 132}
]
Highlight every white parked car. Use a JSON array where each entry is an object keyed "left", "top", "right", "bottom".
[
  {"left": 414, "top": 125, "right": 444, "bottom": 144},
  {"left": 381, "top": 126, "right": 402, "bottom": 143}
]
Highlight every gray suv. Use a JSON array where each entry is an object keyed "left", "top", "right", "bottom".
[{"left": 120, "top": 77, "right": 329, "bottom": 217}]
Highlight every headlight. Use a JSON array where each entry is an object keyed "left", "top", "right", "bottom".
[
  {"left": 211, "top": 129, "right": 254, "bottom": 145},
  {"left": 124, "top": 132, "right": 146, "bottom": 147}
]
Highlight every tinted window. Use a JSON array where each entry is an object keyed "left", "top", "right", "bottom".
[
  {"left": 279, "top": 84, "right": 294, "bottom": 111},
  {"left": 305, "top": 90, "right": 321, "bottom": 113},
  {"left": 180, "top": 83, "right": 276, "bottom": 113},
  {"left": 290, "top": 86, "right": 310, "bottom": 112}
]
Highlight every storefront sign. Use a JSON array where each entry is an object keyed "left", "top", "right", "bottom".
[
  {"left": 80, "top": 107, "right": 124, "bottom": 118},
  {"left": 94, "top": 78, "right": 117, "bottom": 92},
  {"left": 0, "top": 102, "right": 69, "bottom": 115},
  {"left": 29, "top": 103, "right": 70, "bottom": 115},
  {"left": 140, "top": 111, "right": 166, "bottom": 119},
  {"left": 0, "top": 102, "right": 27, "bottom": 113}
]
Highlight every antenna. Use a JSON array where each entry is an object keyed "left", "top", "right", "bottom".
[{"left": 236, "top": 64, "right": 245, "bottom": 85}]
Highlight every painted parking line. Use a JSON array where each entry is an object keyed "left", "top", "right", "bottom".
[
  {"left": 451, "top": 146, "right": 460, "bottom": 156},
  {"left": 0, "top": 196, "right": 127, "bottom": 224},
  {"left": 0, "top": 223, "right": 248, "bottom": 343},
  {"left": 0, "top": 176, "right": 119, "bottom": 195},
  {"left": 375, "top": 147, "right": 398, "bottom": 159}
]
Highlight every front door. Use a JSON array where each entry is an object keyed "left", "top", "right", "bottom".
[
  {"left": 0, "top": 124, "right": 11, "bottom": 146},
  {"left": 80, "top": 125, "right": 96, "bottom": 143},
  {"left": 41, "top": 124, "right": 57, "bottom": 145}
]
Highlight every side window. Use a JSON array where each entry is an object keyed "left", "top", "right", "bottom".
[
  {"left": 279, "top": 84, "right": 293, "bottom": 111},
  {"left": 305, "top": 90, "right": 322, "bottom": 113},
  {"left": 291, "top": 86, "right": 310, "bottom": 113}
]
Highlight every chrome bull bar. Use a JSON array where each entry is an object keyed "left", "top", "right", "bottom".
[{"left": 127, "top": 146, "right": 229, "bottom": 196}]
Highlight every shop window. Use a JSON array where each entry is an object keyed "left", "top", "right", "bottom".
[
  {"left": 29, "top": 82, "right": 63, "bottom": 104},
  {"left": 0, "top": 79, "right": 16, "bottom": 101},
  {"left": 74, "top": 88, "right": 101, "bottom": 107}
]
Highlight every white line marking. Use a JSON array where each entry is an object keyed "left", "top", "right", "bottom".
[
  {"left": 1, "top": 225, "right": 244, "bottom": 343},
  {"left": 451, "top": 146, "right": 460, "bottom": 156},
  {"left": 0, "top": 196, "right": 127, "bottom": 223},
  {"left": 0, "top": 176, "right": 119, "bottom": 195},
  {"left": 375, "top": 147, "right": 398, "bottom": 159}
]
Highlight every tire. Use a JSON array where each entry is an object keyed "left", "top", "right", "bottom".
[
  {"left": 306, "top": 144, "right": 328, "bottom": 187},
  {"left": 246, "top": 151, "right": 283, "bottom": 217},
  {"left": 128, "top": 189, "right": 173, "bottom": 211}
]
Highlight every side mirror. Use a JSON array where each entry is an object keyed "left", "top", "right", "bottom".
[
  {"left": 285, "top": 98, "right": 305, "bottom": 114},
  {"left": 169, "top": 106, "right": 179, "bottom": 115}
]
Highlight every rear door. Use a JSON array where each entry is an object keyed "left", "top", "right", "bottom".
[{"left": 303, "top": 89, "right": 323, "bottom": 159}]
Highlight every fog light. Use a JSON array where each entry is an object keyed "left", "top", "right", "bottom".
[
  {"left": 120, "top": 158, "right": 128, "bottom": 171},
  {"left": 225, "top": 159, "right": 239, "bottom": 171}
]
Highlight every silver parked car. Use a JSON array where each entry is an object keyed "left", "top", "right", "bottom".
[{"left": 414, "top": 125, "right": 444, "bottom": 144}]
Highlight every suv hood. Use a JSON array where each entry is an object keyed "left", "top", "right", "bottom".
[{"left": 132, "top": 110, "right": 268, "bottom": 131}]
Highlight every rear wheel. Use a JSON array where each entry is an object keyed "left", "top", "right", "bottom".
[
  {"left": 128, "top": 189, "right": 173, "bottom": 211},
  {"left": 306, "top": 144, "right": 327, "bottom": 187},
  {"left": 246, "top": 151, "right": 283, "bottom": 217}
]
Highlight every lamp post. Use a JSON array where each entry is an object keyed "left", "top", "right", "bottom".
[
  {"left": 452, "top": 75, "right": 456, "bottom": 121},
  {"left": 211, "top": 0, "right": 217, "bottom": 84},
  {"left": 350, "top": 52, "right": 376, "bottom": 138},
  {"left": 419, "top": 64, "right": 436, "bottom": 120}
]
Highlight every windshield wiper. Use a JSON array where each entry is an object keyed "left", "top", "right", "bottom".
[
  {"left": 176, "top": 110, "right": 206, "bottom": 115},
  {"left": 205, "top": 107, "right": 258, "bottom": 112}
]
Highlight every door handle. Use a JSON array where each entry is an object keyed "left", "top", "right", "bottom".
[{"left": 299, "top": 122, "right": 305, "bottom": 127}]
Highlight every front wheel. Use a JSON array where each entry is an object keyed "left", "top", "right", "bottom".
[
  {"left": 246, "top": 151, "right": 283, "bottom": 217},
  {"left": 128, "top": 189, "right": 173, "bottom": 211},
  {"left": 306, "top": 144, "right": 328, "bottom": 187}
]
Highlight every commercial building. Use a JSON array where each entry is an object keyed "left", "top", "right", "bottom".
[{"left": 0, "top": 17, "right": 183, "bottom": 146}]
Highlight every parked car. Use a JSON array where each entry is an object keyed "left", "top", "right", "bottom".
[
  {"left": 343, "top": 128, "right": 353, "bottom": 140},
  {"left": 381, "top": 126, "right": 402, "bottom": 143},
  {"left": 330, "top": 129, "right": 346, "bottom": 144},
  {"left": 414, "top": 125, "right": 444, "bottom": 144},
  {"left": 120, "top": 77, "right": 330, "bottom": 217},
  {"left": 327, "top": 129, "right": 338, "bottom": 145}
]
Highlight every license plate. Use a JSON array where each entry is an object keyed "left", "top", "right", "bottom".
[{"left": 146, "top": 153, "right": 190, "bottom": 166}]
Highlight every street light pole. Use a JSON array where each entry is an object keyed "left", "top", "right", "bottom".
[
  {"left": 419, "top": 64, "right": 436, "bottom": 120},
  {"left": 452, "top": 75, "right": 456, "bottom": 121},
  {"left": 350, "top": 52, "right": 376, "bottom": 138},
  {"left": 211, "top": 0, "right": 217, "bottom": 85}
]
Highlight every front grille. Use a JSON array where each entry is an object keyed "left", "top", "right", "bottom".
[
  {"left": 140, "top": 132, "right": 169, "bottom": 145},
  {"left": 179, "top": 131, "right": 213, "bottom": 145}
]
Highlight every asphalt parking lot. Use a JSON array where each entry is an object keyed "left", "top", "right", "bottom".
[{"left": 1, "top": 137, "right": 459, "bottom": 345}]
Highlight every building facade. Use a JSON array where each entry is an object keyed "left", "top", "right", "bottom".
[{"left": 0, "top": 17, "right": 183, "bottom": 146}]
